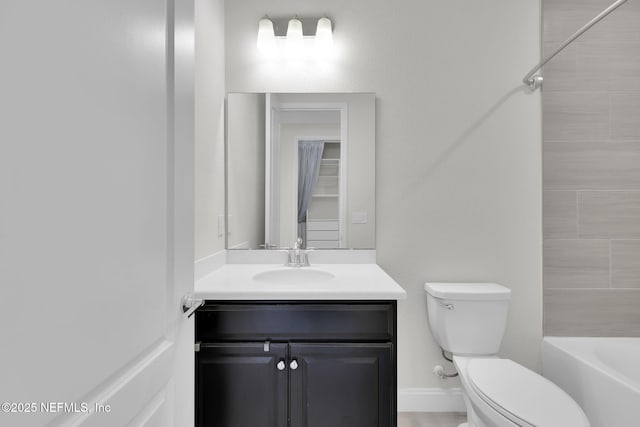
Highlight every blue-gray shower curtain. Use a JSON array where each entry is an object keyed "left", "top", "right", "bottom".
[{"left": 297, "top": 141, "right": 325, "bottom": 245}]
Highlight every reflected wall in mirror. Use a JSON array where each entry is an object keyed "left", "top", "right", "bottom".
[{"left": 227, "top": 93, "right": 375, "bottom": 250}]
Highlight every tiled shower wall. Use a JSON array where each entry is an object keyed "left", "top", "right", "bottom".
[{"left": 543, "top": 0, "right": 640, "bottom": 335}]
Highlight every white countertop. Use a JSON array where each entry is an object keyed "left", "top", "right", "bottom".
[{"left": 195, "top": 263, "right": 407, "bottom": 300}]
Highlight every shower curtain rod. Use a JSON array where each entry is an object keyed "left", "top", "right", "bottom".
[{"left": 523, "top": 0, "right": 629, "bottom": 91}]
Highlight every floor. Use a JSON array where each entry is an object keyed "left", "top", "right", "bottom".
[{"left": 398, "top": 412, "right": 467, "bottom": 427}]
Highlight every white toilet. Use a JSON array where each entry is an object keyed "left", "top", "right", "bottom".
[{"left": 424, "top": 282, "right": 590, "bottom": 427}]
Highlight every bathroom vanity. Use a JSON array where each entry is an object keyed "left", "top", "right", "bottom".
[
  {"left": 201, "top": 91, "right": 405, "bottom": 425},
  {"left": 194, "top": 262, "right": 406, "bottom": 427}
]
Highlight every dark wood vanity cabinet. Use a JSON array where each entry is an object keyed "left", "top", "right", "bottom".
[
  {"left": 196, "top": 342, "right": 288, "bottom": 426},
  {"left": 195, "top": 301, "right": 397, "bottom": 427}
]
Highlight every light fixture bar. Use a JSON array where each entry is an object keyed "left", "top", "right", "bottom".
[
  {"left": 256, "top": 15, "right": 334, "bottom": 56},
  {"left": 265, "top": 16, "right": 334, "bottom": 37}
]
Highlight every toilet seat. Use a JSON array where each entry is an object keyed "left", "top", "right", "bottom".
[{"left": 466, "top": 358, "right": 590, "bottom": 427}]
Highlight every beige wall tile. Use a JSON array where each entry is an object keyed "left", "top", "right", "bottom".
[
  {"left": 542, "top": 42, "right": 577, "bottom": 92},
  {"left": 544, "top": 288, "right": 640, "bottom": 336},
  {"left": 544, "top": 191, "right": 577, "bottom": 239},
  {"left": 612, "top": 240, "right": 640, "bottom": 288},
  {"left": 607, "top": 43, "right": 640, "bottom": 91},
  {"left": 542, "top": 92, "right": 609, "bottom": 142},
  {"left": 544, "top": 140, "right": 640, "bottom": 190},
  {"left": 584, "top": 0, "right": 640, "bottom": 43},
  {"left": 579, "top": 191, "right": 640, "bottom": 238},
  {"left": 611, "top": 93, "right": 640, "bottom": 140},
  {"left": 544, "top": 0, "right": 640, "bottom": 44},
  {"left": 575, "top": 42, "right": 614, "bottom": 91},
  {"left": 542, "top": 0, "right": 602, "bottom": 43},
  {"left": 546, "top": 41, "right": 640, "bottom": 92},
  {"left": 543, "top": 239, "right": 610, "bottom": 288},
  {"left": 543, "top": 0, "right": 640, "bottom": 336}
]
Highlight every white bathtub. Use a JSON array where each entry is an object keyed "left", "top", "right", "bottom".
[{"left": 542, "top": 337, "right": 640, "bottom": 427}]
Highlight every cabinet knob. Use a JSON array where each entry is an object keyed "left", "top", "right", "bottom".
[
  {"left": 290, "top": 359, "right": 299, "bottom": 370},
  {"left": 277, "top": 360, "right": 286, "bottom": 371}
]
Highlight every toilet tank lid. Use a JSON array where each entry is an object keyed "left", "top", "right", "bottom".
[{"left": 424, "top": 282, "right": 511, "bottom": 300}]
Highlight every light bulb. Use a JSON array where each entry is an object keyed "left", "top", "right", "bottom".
[
  {"left": 315, "top": 17, "right": 333, "bottom": 53},
  {"left": 286, "top": 18, "right": 304, "bottom": 54},
  {"left": 257, "top": 18, "right": 276, "bottom": 53}
]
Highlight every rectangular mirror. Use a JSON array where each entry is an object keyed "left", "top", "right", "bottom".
[{"left": 226, "top": 92, "right": 375, "bottom": 250}]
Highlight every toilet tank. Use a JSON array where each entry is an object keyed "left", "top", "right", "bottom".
[{"left": 424, "top": 282, "right": 511, "bottom": 356}]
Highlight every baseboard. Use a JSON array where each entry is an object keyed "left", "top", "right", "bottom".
[{"left": 398, "top": 387, "right": 466, "bottom": 413}]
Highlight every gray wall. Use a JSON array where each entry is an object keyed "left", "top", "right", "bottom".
[
  {"left": 227, "top": 94, "right": 266, "bottom": 249},
  {"left": 226, "top": 0, "right": 542, "bottom": 391},
  {"left": 542, "top": 0, "right": 640, "bottom": 335},
  {"left": 195, "top": 0, "right": 226, "bottom": 260}
]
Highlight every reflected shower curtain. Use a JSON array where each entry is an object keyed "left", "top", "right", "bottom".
[{"left": 297, "top": 141, "right": 325, "bottom": 247}]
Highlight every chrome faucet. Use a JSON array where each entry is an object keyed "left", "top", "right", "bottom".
[{"left": 285, "top": 237, "right": 311, "bottom": 267}]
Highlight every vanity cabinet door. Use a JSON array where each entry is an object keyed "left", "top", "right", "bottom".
[
  {"left": 196, "top": 342, "right": 288, "bottom": 427},
  {"left": 289, "top": 343, "right": 393, "bottom": 427}
]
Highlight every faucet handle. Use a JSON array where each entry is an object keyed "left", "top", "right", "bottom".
[{"left": 298, "top": 251, "right": 311, "bottom": 267}]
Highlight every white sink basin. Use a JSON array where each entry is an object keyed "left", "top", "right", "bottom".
[{"left": 253, "top": 268, "right": 335, "bottom": 284}]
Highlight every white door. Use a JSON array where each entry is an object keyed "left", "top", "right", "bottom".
[{"left": 0, "top": 1, "right": 195, "bottom": 426}]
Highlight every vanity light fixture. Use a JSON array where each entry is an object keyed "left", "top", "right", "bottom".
[{"left": 256, "top": 16, "right": 334, "bottom": 56}]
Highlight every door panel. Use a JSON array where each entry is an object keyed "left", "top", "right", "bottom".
[
  {"left": 289, "top": 343, "right": 392, "bottom": 427},
  {"left": 0, "top": 0, "right": 194, "bottom": 426},
  {"left": 196, "top": 343, "right": 288, "bottom": 427}
]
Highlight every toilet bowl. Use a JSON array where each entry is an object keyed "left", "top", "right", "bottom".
[{"left": 425, "top": 282, "right": 590, "bottom": 427}]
